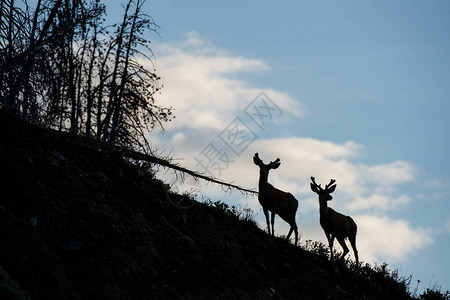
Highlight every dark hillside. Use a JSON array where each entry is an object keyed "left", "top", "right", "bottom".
[{"left": 0, "top": 110, "right": 414, "bottom": 299}]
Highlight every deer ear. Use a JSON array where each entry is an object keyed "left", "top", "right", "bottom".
[{"left": 327, "top": 184, "right": 337, "bottom": 193}]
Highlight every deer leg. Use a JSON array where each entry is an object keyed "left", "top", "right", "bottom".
[
  {"left": 285, "top": 222, "right": 298, "bottom": 246},
  {"left": 263, "top": 208, "right": 271, "bottom": 235},
  {"left": 349, "top": 235, "right": 359, "bottom": 273},
  {"left": 270, "top": 211, "right": 276, "bottom": 236},
  {"left": 336, "top": 237, "right": 349, "bottom": 260},
  {"left": 286, "top": 227, "right": 293, "bottom": 240},
  {"left": 326, "top": 233, "right": 334, "bottom": 261},
  {"left": 293, "top": 223, "right": 298, "bottom": 246}
]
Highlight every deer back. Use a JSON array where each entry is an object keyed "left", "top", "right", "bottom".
[
  {"left": 260, "top": 184, "right": 297, "bottom": 220},
  {"left": 278, "top": 191, "right": 298, "bottom": 222},
  {"left": 322, "top": 208, "right": 357, "bottom": 239}
]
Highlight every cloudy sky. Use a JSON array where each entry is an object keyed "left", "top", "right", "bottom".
[{"left": 112, "top": 0, "right": 449, "bottom": 293}]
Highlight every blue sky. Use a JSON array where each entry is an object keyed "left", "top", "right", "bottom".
[{"left": 111, "top": 0, "right": 449, "bottom": 293}]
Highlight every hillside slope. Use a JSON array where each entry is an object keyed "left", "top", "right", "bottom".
[{"left": 0, "top": 110, "right": 412, "bottom": 300}]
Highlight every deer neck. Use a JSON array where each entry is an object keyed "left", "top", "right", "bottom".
[
  {"left": 258, "top": 173, "right": 270, "bottom": 191},
  {"left": 258, "top": 174, "right": 273, "bottom": 203},
  {"left": 319, "top": 200, "right": 329, "bottom": 218}
]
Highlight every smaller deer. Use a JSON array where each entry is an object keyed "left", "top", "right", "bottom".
[
  {"left": 253, "top": 153, "right": 298, "bottom": 246},
  {"left": 310, "top": 177, "right": 359, "bottom": 272}
]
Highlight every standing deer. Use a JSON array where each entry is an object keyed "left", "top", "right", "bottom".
[
  {"left": 253, "top": 153, "right": 298, "bottom": 246},
  {"left": 310, "top": 177, "right": 359, "bottom": 272}
]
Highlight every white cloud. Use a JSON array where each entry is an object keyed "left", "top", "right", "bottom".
[
  {"left": 346, "top": 194, "right": 411, "bottom": 212},
  {"left": 172, "top": 132, "right": 185, "bottom": 143},
  {"left": 363, "top": 161, "right": 416, "bottom": 186},
  {"left": 445, "top": 216, "right": 450, "bottom": 233},
  {"left": 149, "top": 32, "right": 432, "bottom": 265},
  {"left": 149, "top": 32, "right": 302, "bottom": 132},
  {"left": 355, "top": 215, "right": 433, "bottom": 262}
]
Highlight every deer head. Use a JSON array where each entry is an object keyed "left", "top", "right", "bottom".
[
  {"left": 310, "top": 176, "right": 336, "bottom": 201},
  {"left": 253, "top": 153, "right": 281, "bottom": 179}
]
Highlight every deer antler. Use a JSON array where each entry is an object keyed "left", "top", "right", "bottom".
[
  {"left": 325, "top": 179, "right": 336, "bottom": 190},
  {"left": 310, "top": 176, "right": 323, "bottom": 190},
  {"left": 269, "top": 158, "right": 280, "bottom": 166},
  {"left": 253, "top": 153, "right": 263, "bottom": 166}
]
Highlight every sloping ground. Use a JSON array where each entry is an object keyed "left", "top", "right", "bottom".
[{"left": 0, "top": 110, "right": 412, "bottom": 300}]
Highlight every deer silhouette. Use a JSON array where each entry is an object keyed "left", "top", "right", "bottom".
[
  {"left": 310, "top": 177, "right": 359, "bottom": 272},
  {"left": 253, "top": 153, "right": 298, "bottom": 245}
]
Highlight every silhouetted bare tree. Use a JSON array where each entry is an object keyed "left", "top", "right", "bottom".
[
  {"left": 0, "top": 0, "right": 172, "bottom": 153},
  {"left": 98, "top": 0, "right": 171, "bottom": 150},
  {"left": 0, "top": 0, "right": 63, "bottom": 117}
]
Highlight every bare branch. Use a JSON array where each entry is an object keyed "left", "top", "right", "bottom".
[{"left": 94, "top": 139, "right": 258, "bottom": 195}]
